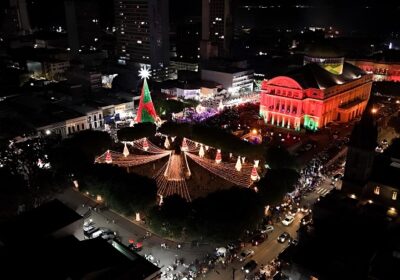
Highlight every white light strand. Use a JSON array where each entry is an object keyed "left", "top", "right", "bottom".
[{"left": 185, "top": 152, "right": 253, "bottom": 187}]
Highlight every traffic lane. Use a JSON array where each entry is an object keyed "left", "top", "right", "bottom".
[
  {"left": 251, "top": 213, "right": 303, "bottom": 264},
  {"left": 217, "top": 213, "right": 304, "bottom": 280}
]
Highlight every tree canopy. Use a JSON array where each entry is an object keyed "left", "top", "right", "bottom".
[
  {"left": 257, "top": 168, "right": 299, "bottom": 206},
  {"left": 80, "top": 164, "right": 157, "bottom": 214},
  {"left": 159, "top": 122, "right": 265, "bottom": 157},
  {"left": 117, "top": 123, "right": 157, "bottom": 141},
  {"left": 49, "top": 130, "right": 112, "bottom": 176}
]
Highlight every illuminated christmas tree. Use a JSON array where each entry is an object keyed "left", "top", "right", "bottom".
[{"left": 134, "top": 66, "right": 159, "bottom": 123}]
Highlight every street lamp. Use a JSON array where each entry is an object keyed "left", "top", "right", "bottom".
[{"left": 371, "top": 107, "right": 378, "bottom": 114}]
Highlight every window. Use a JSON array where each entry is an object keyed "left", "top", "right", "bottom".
[
  {"left": 374, "top": 186, "right": 380, "bottom": 195},
  {"left": 393, "top": 191, "right": 398, "bottom": 201}
]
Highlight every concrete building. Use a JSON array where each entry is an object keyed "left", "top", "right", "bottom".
[
  {"left": 260, "top": 61, "right": 372, "bottom": 131},
  {"left": 114, "top": 0, "right": 170, "bottom": 70},
  {"left": 200, "top": 0, "right": 233, "bottom": 60},
  {"left": 0, "top": 200, "right": 161, "bottom": 280},
  {"left": 342, "top": 112, "right": 399, "bottom": 216},
  {"left": 347, "top": 59, "right": 400, "bottom": 82},
  {"left": 170, "top": 59, "right": 199, "bottom": 72},
  {"left": 66, "top": 68, "right": 102, "bottom": 91},
  {"left": 201, "top": 67, "right": 254, "bottom": 95},
  {"left": 64, "top": 0, "right": 102, "bottom": 55},
  {"left": 5, "top": 91, "right": 134, "bottom": 138},
  {"left": 43, "top": 60, "right": 70, "bottom": 80}
]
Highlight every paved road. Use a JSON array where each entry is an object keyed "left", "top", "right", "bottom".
[{"left": 56, "top": 189, "right": 214, "bottom": 277}]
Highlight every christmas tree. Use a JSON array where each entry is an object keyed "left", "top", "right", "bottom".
[{"left": 134, "top": 67, "right": 159, "bottom": 123}]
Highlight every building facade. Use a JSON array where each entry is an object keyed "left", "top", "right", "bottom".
[
  {"left": 259, "top": 63, "right": 373, "bottom": 131},
  {"left": 200, "top": 0, "right": 233, "bottom": 60},
  {"left": 347, "top": 59, "right": 400, "bottom": 82},
  {"left": 64, "top": 0, "right": 102, "bottom": 55},
  {"left": 201, "top": 68, "right": 253, "bottom": 95},
  {"left": 114, "top": 0, "right": 169, "bottom": 69}
]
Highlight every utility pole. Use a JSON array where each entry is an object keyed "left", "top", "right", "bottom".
[{"left": 232, "top": 268, "right": 235, "bottom": 280}]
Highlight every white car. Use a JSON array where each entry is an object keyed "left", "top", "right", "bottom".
[
  {"left": 260, "top": 225, "right": 274, "bottom": 234},
  {"left": 282, "top": 215, "right": 295, "bottom": 226}
]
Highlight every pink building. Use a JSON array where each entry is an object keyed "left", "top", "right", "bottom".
[{"left": 260, "top": 63, "right": 373, "bottom": 131}]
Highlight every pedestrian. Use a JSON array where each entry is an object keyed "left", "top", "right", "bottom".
[{"left": 112, "top": 219, "right": 115, "bottom": 224}]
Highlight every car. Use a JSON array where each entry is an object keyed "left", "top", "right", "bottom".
[
  {"left": 301, "top": 214, "right": 312, "bottom": 226},
  {"left": 300, "top": 205, "right": 310, "bottom": 213},
  {"left": 238, "top": 249, "right": 254, "bottom": 262},
  {"left": 227, "top": 239, "right": 244, "bottom": 251},
  {"left": 128, "top": 242, "right": 143, "bottom": 252},
  {"left": 260, "top": 225, "right": 274, "bottom": 234},
  {"left": 282, "top": 215, "right": 295, "bottom": 226},
  {"left": 100, "top": 229, "right": 116, "bottom": 240},
  {"left": 332, "top": 173, "right": 343, "bottom": 181},
  {"left": 251, "top": 234, "right": 266, "bottom": 246},
  {"left": 289, "top": 207, "right": 299, "bottom": 216},
  {"left": 83, "top": 226, "right": 98, "bottom": 238},
  {"left": 375, "top": 145, "right": 384, "bottom": 153},
  {"left": 91, "top": 229, "right": 105, "bottom": 239},
  {"left": 289, "top": 238, "right": 298, "bottom": 246},
  {"left": 278, "top": 232, "right": 290, "bottom": 243},
  {"left": 242, "top": 260, "right": 258, "bottom": 274}
]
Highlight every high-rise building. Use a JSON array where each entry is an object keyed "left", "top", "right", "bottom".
[
  {"left": 64, "top": 0, "right": 102, "bottom": 56},
  {"left": 114, "top": 0, "right": 170, "bottom": 69},
  {"left": 200, "top": 0, "right": 233, "bottom": 60},
  {"left": 1, "top": 0, "right": 31, "bottom": 37}
]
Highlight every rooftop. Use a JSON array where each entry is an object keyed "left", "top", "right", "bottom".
[
  {"left": 287, "top": 62, "right": 366, "bottom": 89},
  {"left": 0, "top": 199, "right": 82, "bottom": 247}
]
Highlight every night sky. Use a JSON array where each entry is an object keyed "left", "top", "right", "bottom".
[{"left": 3, "top": 0, "right": 398, "bottom": 35}]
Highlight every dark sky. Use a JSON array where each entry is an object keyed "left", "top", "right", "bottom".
[{"left": 19, "top": 0, "right": 400, "bottom": 35}]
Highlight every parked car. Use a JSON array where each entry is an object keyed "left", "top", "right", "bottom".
[
  {"left": 288, "top": 237, "right": 298, "bottom": 246},
  {"left": 301, "top": 214, "right": 312, "bottom": 226},
  {"left": 282, "top": 215, "right": 295, "bottom": 226},
  {"left": 260, "top": 225, "right": 274, "bottom": 234},
  {"left": 278, "top": 232, "right": 290, "bottom": 243},
  {"left": 300, "top": 205, "right": 310, "bottom": 213},
  {"left": 332, "top": 173, "right": 343, "bottom": 181},
  {"left": 242, "top": 260, "right": 258, "bottom": 274},
  {"left": 251, "top": 234, "right": 267, "bottom": 246},
  {"left": 83, "top": 226, "right": 98, "bottom": 238},
  {"left": 238, "top": 249, "right": 254, "bottom": 262}
]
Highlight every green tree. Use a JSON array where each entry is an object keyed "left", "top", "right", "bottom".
[
  {"left": 191, "top": 187, "right": 264, "bottom": 241},
  {"left": 117, "top": 123, "right": 157, "bottom": 141},
  {"left": 49, "top": 130, "right": 112, "bottom": 176},
  {"left": 257, "top": 168, "right": 299, "bottom": 206},
  {"left": 264, "top": 146, "right": 297, "bottom": 169},
  {"left": 80, "top": 164, "right": 157, "bottom": 215}
]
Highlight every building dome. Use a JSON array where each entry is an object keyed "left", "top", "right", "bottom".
[{"left": 304, "top": 42, "right": 345, "bottom": 75}]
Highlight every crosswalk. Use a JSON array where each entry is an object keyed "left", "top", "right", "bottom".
[{"left": 315, "top": 187, "right": 331, "bottom": 196}]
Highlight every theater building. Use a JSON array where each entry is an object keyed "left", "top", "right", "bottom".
[{"left": 260, "top": 50, "right": 373, "bottom": 131}]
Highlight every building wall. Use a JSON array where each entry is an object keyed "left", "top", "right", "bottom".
[
  {"left": 201, "top": 0, "right": 233, "bottom": 59},
  {"left": 201, "top": 69, "right": 254, "bottom": 94},
  {"left": 347, "top": 60, "right": 400, "bottom": 82},
  {"left": 259, "top": 75, "right": 372, "bottom": 130},
  {"left": 115, "top": 0, "right": 169, "bottom": 68}
]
